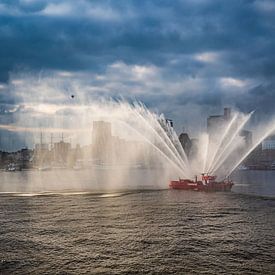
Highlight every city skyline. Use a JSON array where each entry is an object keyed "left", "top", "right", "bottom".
[
  {"left": 1, "top": 0, "right": 275, "bottom": 145},
  {"left": 0, "top": 106, "right": 254, "bottom": 151}
]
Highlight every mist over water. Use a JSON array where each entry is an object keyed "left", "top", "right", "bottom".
[{"left": 1, "top": 76, "right": 275, "bottom": 193}]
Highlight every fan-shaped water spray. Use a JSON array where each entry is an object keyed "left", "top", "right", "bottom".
[{"left": 1, "top": 79, "right": 275, "bottom": 191}]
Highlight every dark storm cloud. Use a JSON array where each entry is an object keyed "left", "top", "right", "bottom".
[
  {"left": 235, "top": 83, "right": 275, "bottom": 119},
  {"left": 0, "top": 0, "right": 274, "bottom": 79},
  {"left": 0, "top": 0, "right": 275, "bottom": 131}
]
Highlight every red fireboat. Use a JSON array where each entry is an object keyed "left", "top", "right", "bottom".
[{"left": 169, "top": 174, "right": 233, "bottom": 192}]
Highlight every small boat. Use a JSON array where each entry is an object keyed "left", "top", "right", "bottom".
[
  {"left": 169, "top": 174, "right": 233, "bottom": 192},
  {"left": 6, "top": 163, "right": 16, "bottom": 172}
]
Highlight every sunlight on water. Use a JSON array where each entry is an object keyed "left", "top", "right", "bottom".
[{"left": 99, "top": 193, "right": 128, "bottom": 198}]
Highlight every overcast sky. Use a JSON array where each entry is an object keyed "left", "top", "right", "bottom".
[{"left": 0, "top": 0, "right": 275, "bottom": 149}]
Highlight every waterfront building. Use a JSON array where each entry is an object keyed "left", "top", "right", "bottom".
[
  {"left": 240, "top": 130, "right": 253, "bottom": 147},
  {"left": 33, "top": 143, "right": 50, "bottom": 167},
  {"left": 92, "top": 121, "right": 113, "bottom": 164},
  {"left": 179, "top": 132, "right": 192, "bottom": 156},
  {"left": 207, "top": 107, "right": 231, "bottom": 135},
  {"left": 207, "top": 107, "right": 252, "bottom": 149},
  {"left": 53, "top": 140, "right": 71, "bottom": 164},
  {"left": 262, "top": 136, "right": 275, "bottom": 150}
]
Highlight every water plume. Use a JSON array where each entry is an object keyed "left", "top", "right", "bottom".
[
  {"left": 226, "top": 121, "right": 275, "bottom": 177},
  {"left": 1, "top": 75, "right": 275, "bottom": 192},
  {"left": 208, "top": 112, "right": 253, "bottom": 175}
]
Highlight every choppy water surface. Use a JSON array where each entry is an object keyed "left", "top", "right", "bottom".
[
  {"left": 0, "top": 191, "right": 274, "bottom": 274},
  {"left": 0, "top": 170, "right": 275, "bottom": 274}
]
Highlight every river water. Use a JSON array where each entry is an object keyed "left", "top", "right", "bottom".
[{"left": 0, "top": 170, "right": 274, "bottom": 274}]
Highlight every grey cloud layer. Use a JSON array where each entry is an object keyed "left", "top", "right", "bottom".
[
  {"left": 0, "top": 0, "right": 275, "bottom": 129},
  {"left": 1, "top": 0, "right": 274, "bottom": 78}
]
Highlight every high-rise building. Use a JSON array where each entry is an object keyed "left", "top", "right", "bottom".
[
  {"left": 179, "top": 132, "right": 192, "bottom": 156},
  {"left": 240, "top": 130, "right": 252, "bottom": 147},
  {"left": 207, "top": 107, "right": 232, "bottom": 135},
  {"left": 53, "top": 140, "right": 71, "bottom": 163},
  {"left": 92, "top": 121, "right": 113, "bottom": 163},
  {"left": 34, "top": 143, "right": 50, "bottom": 166}
]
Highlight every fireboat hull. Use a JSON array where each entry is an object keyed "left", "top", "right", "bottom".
[{"left": 169, "top": 179, "right": 233, "bottom": 192}]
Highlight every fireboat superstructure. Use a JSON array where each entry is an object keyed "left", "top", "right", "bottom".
[{"left": 169, "top": 174, "right": 233, "bottom": 192}]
